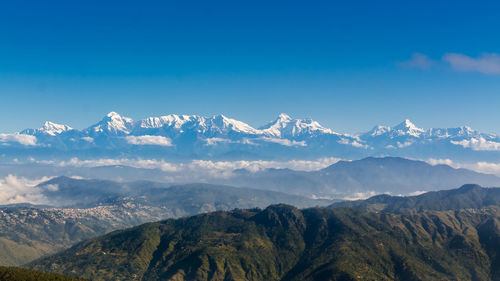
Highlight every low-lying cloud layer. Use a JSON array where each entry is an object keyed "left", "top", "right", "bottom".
[
  {"left": 1, "top": 156, "right": 499, "bottom": 206},
  {"left": 32, "top": 156, "right": 500, "bottom": 179},
  {"left": 125, "top": 135, "right": 173, "bottom": 146},
  {"left": 427, "top": 158, "right": 500, "bottom": 176},
  {"left": 0, "top": 133, "right": 37, "bottom": 146},
  {"left": 0, "top": 175, "right": 53, "bottom": 205},
  {"left": 450, "top": 137, "right": 500, "bottom": 151},
  {"left": 39, "top": 157, "right": 341, "bottom": 175}
]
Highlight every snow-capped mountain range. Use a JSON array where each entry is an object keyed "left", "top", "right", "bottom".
[{"left": 0, "top": 112, "right": 499, "bottom": 161}]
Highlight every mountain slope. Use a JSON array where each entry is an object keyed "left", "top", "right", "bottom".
[
  {"left": 0, "top": 178, "right": 332, "bottom": 266},
  {"left": 31, "top": 204, "right": 500, "bottom": 281}
]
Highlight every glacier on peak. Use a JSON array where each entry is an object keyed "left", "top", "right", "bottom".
[
  {"left": 21, "top": 121, "right": 73, "bottom": 136},
  {"left": 363, "top": 119, "right": 424, "bottom": 138},
  {"left": 260, "top": 113, "right": 337, "bottom": 138},
  {"left": 392, "top": 119, "right": 424, "bottom": 137},
  {"left": 87, "top": 112, "right": 134, "bottom": 135},
  {"left": 41, "top": 121, "right": 74, "bottom": 136}
]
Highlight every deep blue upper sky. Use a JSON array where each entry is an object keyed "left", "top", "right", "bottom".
[{"left": 1, "top": 0, "right": 499, "bottom": 133}]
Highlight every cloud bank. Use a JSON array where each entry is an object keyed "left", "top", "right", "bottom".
[
  {"left": 0, "top": 134, "right": 37, "bottom": 146},
  {"left": 126, "top": 135, "right": 173, "bottom": 146},
  {"left": 427, "top": 158, "right": 500, "bottom": 176},
  {"left": 35, "top": 157, "right": 342, "bottom": 180},
  {"left": 0, "top": 175, "right": 53, "bottom": 205},
  {"left": 450, "top": 137, "right": 500, "bottom": 151}
]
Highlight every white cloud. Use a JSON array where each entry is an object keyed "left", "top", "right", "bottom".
[
  {"left": 35, "top": 157, "right": 342, "bottom": 181},
  {"left": 471, "top": 162, "right": 500, "bottom": 176},
  {"left": 0, "top": 175, "right": 53, "bottom": 205},
  {"left": 125, "top": 135, "right": 173, "bottom": 147},
  {"left": 43, "top": 184, "right": 59, "bottom": 191},
  {"left": 427, "top": 158, "right": 500, "bottom": 177},
  {"left": 395, "top": 141, "right": 414, "bottom": 148},
  {"left": 256, "top": 137, "right": 307, "bottom": 147},
  {"left": 204, "top": 138, "right": 236, "bottom": 146},
  {"left": 450, "top": 137, "right": 500, "bottom": 151},
  {"left": 204, "top": 137, "right": 307, "bottom": 147},
  {"left": 0, "top": 134, "right": 37, "bottom": 146},
  {"left": 81, "top": 136, "right": 94, "bottom": 143},
  {"left": 426, "top": 158, "right": 455, "bottom": 166},
  {"left": 343, "top": 191, "right": 380, "bottom": 201},
  {"left": 443, "top": 53, "right": 500, "bottom": 75},
  {"left": 408, "top": 190, "right": 427, "bottom": 196},
  {"left": 338, "top": 138, "right": 369, "bottom": 149},
  {"left": 398, "top": 53, "right": 434, "bottom": 69}
]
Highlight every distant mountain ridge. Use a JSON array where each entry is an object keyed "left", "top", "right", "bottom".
[
  {"left": 0, "top": 112, "right": 497, "bottom": 161},
  {"left": 217, "top": 157, "right": 500, "bottom": 198},
  {"left": 36, "top": 176, "right": 333, "bottom": 209}
]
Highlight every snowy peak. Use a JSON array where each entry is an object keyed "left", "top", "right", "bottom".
[
  {"left": 21, "top": 121, "right": 73, "bottom": 136},
  {"left": 392, "top": 119, "right": 424, "bottom": 137},
  {"left": 88, "top": 112, "right": 134, "bottom": 135},
  {"left": 364, "top": 119, "right": 424, "bottom": 138},
  {"left": 40, "top": 121, "right": 73, "bottom": 136},
  {"left": 136, "top": 114, "right": 259, "bottom": 135},
  {"left": 260, "top": 113, "right": 336, "bottom": 138},
  {"left": 138, "top": 114, "right": 200, "bottom": 129},
  {"left": 366, "top": 125, "right": 391, "bottom": 137},
  {"left": 426, "top": 126, "right": 480, "bottom": 138},
  {"left": 277, "top": 113, "right": 292, "bottom": 122},
  {"left": 206, "top": 114, "right": 260, "bottom": 135}
]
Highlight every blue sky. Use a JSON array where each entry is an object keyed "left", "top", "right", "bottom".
[{"left": 0, "top": 0, "right": 499, "bottom": 133}]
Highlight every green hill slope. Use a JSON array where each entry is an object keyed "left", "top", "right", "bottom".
[
  {"left": 0, "top": 266, "right": 85, "bottom": 281},
  {"left": 31, "top": 204, "right": 500, "bottom": 281}
]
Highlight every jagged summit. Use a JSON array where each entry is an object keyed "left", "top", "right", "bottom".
[
  {"left": 207, "top": 114, "right": 260, "bottom": 135},
  {"left": 87, "top": 112, "right": 134, "bottom": 135},
  {"left": 41, "top": 121, "right": 73, "bottom": 136},
  {"left": 106, "top": 111, "right": 122, "bottom": 118},
  {"left": 277, "top": 113, "right": 292, "bottom": 121},
  {"left": 260, "top": 113, "right": 336, "bottom": 138},
  {"left": 392, "top": 119, "right": 424, "bottom": 137},
  {"left": 364, "top": 119, "right": 424, "bottom": 138},
  {"left": 20, "top": 121, "right": 73, "bottom": 136}
]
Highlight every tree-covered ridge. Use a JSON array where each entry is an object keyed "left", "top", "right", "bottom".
[
  {"left": 31, "top": 204, "right": 500, "bottom": 281},
  {"left": 0, "top": 266, "right": 86, "bottom": 281}
]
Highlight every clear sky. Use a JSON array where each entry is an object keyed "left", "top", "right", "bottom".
[{"left": 0, "top": 0, "right": 499, "bottom": 134}]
